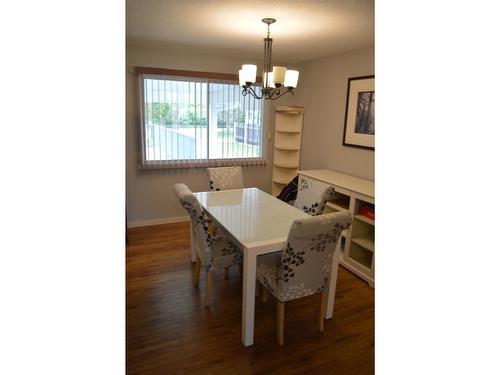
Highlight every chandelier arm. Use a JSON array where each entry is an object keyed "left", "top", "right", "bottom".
[
  {"left": 243, "top": 85, "right": 264, "bottom": 100},
  {"left": 267, "top": 88, "right": 294, "bottom": 101},
  {"left": 265, "top": 86, "right": 281, "bottom": 99},
  {"left": 264, "top": 87, "right": 273, "bottom": 100}
]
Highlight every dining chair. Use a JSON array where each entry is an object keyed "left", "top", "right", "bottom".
[
  {"left": 256, "top": 211, "right": 352, "bottom": 345},
  {"left": 173, "top": 183, "right": 243, "bottom": 307},
  {"left": 294, "top": 176, "right": 335, "bottom": 216},
  {"left": 206, "top": 166, "right": 245, "bottom": 235},
  {"left": 207, "top": 166, "right": 244, "bottom": 191}
]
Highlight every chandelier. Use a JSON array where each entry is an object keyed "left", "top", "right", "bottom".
[{"left": 238, "top": 18, "right": 299, "bottom": 100}]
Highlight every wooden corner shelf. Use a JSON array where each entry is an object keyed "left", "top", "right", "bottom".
[
  {"left": 275, "top": 129, "right": 301, "bottom": 134},
  {"left": 275, "top": 105, "right": 305, "bottom": 114},
  {"left": 271, "top": 107, "right": 304, "bottom": 196},
  {"left": 274, "top": 146, "right": 300, "bottom": 151},
  {"left": 273, "top": 162, "right": 299, "bottom": 168},
  {"left": 272, "top": 177, "right": 289, "bottom": 185}
]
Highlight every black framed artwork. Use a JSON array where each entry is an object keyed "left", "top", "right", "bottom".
[{"left": 342, "top": 75, "right": 375, "bottom": 150}]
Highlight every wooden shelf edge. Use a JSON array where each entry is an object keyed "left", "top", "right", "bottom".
[
  {"left": 275, "top": 146, "right": 300, "bottom": 151},
  {"left": 272, "top": 178, "right": 289, "bottom": 185},
  {"left": 351, "top": 236, "right": 375, "bottom": 252},
  {"left": 273, "top": 163, "right": 299, "bottom": 168},
  {"left": 275, "top": 106, "right": 305, "bottom": 114},
  {"left": 276, "top": 111, "right": 304, "bottom": 115},
  {"left": 354, "top": 214, "right": 375, "bottom": 226},
  {"left": 326, "top": 201, "right": 349, "bottom": 212}
]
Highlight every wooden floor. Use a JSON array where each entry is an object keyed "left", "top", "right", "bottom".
[{"left": 126, "top": 222, "right": 374, "bottom": 374}]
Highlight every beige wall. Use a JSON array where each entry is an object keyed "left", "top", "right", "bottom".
[
  {"left": 293, "top": 47, "right": 375, "bottom": 180},
  {"left": 126, "top": 42, "right": 296, "bottom": 224}
]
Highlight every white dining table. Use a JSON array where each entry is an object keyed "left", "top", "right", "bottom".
[{"left": 193, "top": 187, "right": 343, "bottom": 346}]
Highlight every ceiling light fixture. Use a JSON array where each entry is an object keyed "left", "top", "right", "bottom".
[{"left": 239, "top": 18, "right": 299, "bottom": 100}]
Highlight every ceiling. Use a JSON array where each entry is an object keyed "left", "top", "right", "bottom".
[{"left": 126, "top": 0, "right": 374, "bottom": 63}]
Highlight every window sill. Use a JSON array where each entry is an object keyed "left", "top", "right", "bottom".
[{"left": 139, "top": 158, "right": 268, "bottom": 170}]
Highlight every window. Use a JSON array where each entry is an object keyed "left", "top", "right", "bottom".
[{"left": 137, "top": 68, "right": 265, "bottom": 169}]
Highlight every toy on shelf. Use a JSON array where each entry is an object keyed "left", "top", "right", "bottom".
[{"left": 359, "top": 205, "right": 375, "bottom": 221}]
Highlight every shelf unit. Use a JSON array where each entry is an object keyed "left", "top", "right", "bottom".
[
  {"left": 323, "top": 191, "right": 350, "bottom": 238},
  {"left": 271, "top": 106, "right": 304, "bottom": 196},
  {"left": 354, "top": 214, "right": 374, "bottom": 226},
  {"left": 298, "top": 169, "right": 375, "bottom": 287}
]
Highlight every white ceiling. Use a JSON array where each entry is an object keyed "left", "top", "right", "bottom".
[{"left": 126, "top": 0, "right": 374, "bottom": 63}]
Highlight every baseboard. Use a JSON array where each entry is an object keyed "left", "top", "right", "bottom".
[{"left": 127, "top": 216, "right": 189, "bottom": 228}]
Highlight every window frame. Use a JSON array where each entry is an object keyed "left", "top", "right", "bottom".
[{"left": 136, "top": 67, "right": 267, "bottom": 170}]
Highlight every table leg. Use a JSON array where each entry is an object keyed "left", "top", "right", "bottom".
[
  {"left": 190, "top": 221, "right": 197, "bottom": 263},
  {"left": 242, "top": 249, "right": 256, "bottom": 346},
  {"left": 325, "top": 240, "right": 341, "bottom": 319}
]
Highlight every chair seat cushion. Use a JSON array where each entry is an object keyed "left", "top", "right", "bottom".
[
  {"left": 206, "top": 235, "right": 243, "bottom": 271},
  {"left": 257, "top": 251, "right": 321, "bottom": 302}
]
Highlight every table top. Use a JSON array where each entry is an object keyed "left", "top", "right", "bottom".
[
  {"left": 194, "top": 188, "right": 310, "bottom": 250},
  {"left": 298, "top": 169, "right": 374, "bottom": 198}
]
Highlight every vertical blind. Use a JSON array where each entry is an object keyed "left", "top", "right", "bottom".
[{"left": 139, "top": 73, "right": 265, "bottom": 169}]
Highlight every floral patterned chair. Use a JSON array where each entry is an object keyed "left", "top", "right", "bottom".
[
  {"left": 173, "top": 183, "right": 243, "bottom": 307},
  {"left": 207, "top": 166, "right": 244, "bottom": 191},
  {"left": 294, "top": 176, "right": 335, "bottom": 216},
  {"left": 256, "top": 211, "right": 352, "bottom": 345}
]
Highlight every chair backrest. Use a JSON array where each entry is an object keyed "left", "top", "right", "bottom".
[
  {"left": 276, "top": 211, "right": 352, "bottom": 301},
  {"left": 207, "top": 166, "right": 244, "bottom": 191},
  {"left": 173, "top": 183, "right": 212, "bottom": 261},
  {"left": 294, "top": 176, "right": 334, "bottom": 216}
]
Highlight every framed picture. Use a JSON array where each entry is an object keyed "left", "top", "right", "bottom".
[{"left": 342, "top": 75, "right": 375, "bottom": 150}]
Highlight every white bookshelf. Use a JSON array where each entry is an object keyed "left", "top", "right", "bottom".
[
  {"left": 298, "top": 169, "right": 375, "bottom": 287},
  {"left": 271, "top": 106, "right": 304, "bottom": 196}
]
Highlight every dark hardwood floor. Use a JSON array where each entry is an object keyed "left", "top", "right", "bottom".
[{"left": 126, "top": 222, "right": 374, "bottom": 374}]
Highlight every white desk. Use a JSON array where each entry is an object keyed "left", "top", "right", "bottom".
[
  {"left": 298, "top": 169, "right": 374, "bottom": 198},
  {"left": 298, "top": 169, "right": 375, "bottom": 286},
  {"left": 194, "top": 188, "right": 344, "bottom": 346}
]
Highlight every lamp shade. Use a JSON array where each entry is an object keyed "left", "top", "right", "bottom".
[
  {"left": 263, "top": 71, "right": 274, "bottom": 88},
  {"left": 272, "top": 66, "right": 287, "bottom": 85},
  {"left": 241, "top": 64, "right": 257, "bottom": 84},
  {"left": 284, "top": 70, "right": 299, "bottom": 88},
  {"left": 239, "top": 70, "right": 246, "bottom": 86}
]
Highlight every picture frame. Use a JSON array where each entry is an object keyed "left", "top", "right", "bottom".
[{"left": 342, "top": 75, "right": 375, "bottom": 150}]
